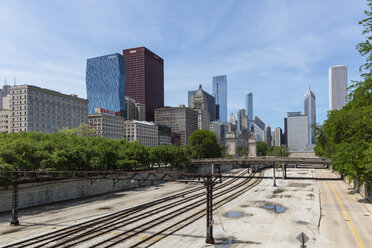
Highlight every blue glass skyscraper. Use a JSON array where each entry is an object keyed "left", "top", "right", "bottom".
[
  {"left": 212, "top": 75, "right": 227, "bottom": 122},
  {"left": 86, "top": 53, "right": 126, "bottom": 116},
  {"left": 245, "top": 93, "right": 254, "bottom": 132}
]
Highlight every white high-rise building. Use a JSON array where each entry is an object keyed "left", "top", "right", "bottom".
[
  {"left": 304, "top": 88, "right": 316, "bottom": 144},
  {"left": 274, "top": 127, "right": 282, "bottom": 146},
  {"left": 287, "top": 115, "right": 309, "bottom": 151},
  {"left": 329, "top": 65, "right": 347, "bottom": 110}
]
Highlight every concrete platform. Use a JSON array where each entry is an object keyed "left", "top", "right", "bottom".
[{"left": 153, "top": 168, "right": 320, "bottom": 248}]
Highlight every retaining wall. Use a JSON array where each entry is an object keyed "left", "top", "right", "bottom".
[
  {"left": 330, "top": 168, "right": 372, "bottom": 202},
  {"left": 0, "top": 163, "right": 241, "bottom": 213},
  {"left": 0, "top": 178, "right": 150, "bottom": 213}
]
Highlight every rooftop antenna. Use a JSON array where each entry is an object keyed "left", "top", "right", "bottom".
[
  {"left": 14, "top": 76, "right": 16, "bottom": 86},
  {"left": 4, "top": 78, "right": 7, "bottom": 86}
]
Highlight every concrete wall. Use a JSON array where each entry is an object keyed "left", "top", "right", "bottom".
[
  {"left": 0, "top": 163, "right": 241, "bottom": 213},
  {"left": 330, "top": 168, "right": 372, "bottom": 202},
  {"left": 0, "top": 178, "right": 150, "bottom": 213}
]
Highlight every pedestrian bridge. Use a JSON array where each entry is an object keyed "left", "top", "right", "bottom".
[{"left": 189, "top": 157, "right": 331, "bottom": 167}]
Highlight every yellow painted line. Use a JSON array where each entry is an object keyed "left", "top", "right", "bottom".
[{"left": 324, "top": 172, "right": 365, "bottom": 248}]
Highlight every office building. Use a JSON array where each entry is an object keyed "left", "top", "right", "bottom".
[
  {"left": 304, "top": 88, "right": 316, "bottom": 144},
  {"left": 212, "top": 75, "right": 227, "bottom": 122},
  {"left": 123, "top": 47, "right": 164, "bottom": 121},
  {"left": 283, "top": 117, "right": 288, "bottom": 146},
  {"left": 266, "top": 124, "right": 272, "bottom": 147},
  {"left": 0, "top": 88, "right": 10, "bottom": 133},
  {"left": 125, "top": 96, "right": 137, "bottom": 120},
  {"left": 254, "top": 116, "right": 265, "bottom": 142},
  {"left": 210, "top": 121, "right": 222, "bottom": 144},
  {"left": 171, "top": 132, "right": 181, "bottom": 146},
  {"left": 274, "top": 127, "right": 282, "bottom": 146},
  {"left": 237, "top": 109, "right": 246, "bottom": 131},
  {"left": 287, "top": 111, "right": 302, "bottom": 117},
  {"left": 86, "top": 53, "right": 126, "bottom": 116},
  {"left": 88, "top": 108, "right": 125, "bottom": 140},
  {"left": 158, "top": 124, "right": 172, "bottom": 146},
  {"left": 0, "top": 85, "right": 10, "bottom": 109},
  {"left": 189, "top": 85, "right": 211, "bottom": 130},
  {"left": 188, "top": 85, "right": 216, "bottom": 121},
  {"left": 136, "top": 103, "right": 146, "bottom": 121},
  {"left": 154, "top": 105, "right": 198, "bottom": 146},
  {"left": 329, "top": 65, "right": 347, "bottom": 110},
  {"left": 228, "top": 113, "right": 237, "bottom": 135},
  {"left": 287, "top": 114, "right": 309, "bottom": 151},
  {"left": 125, "top": 96, "right": 146, "bottom": 121},
  {"left": 242, "top": 115, "right": 249, "bottom": 130},
  {"left": 245, "top": 93, "right": 254, "bottom": 131},
  {"left": 123, "top": 120, "right": 158, "bottom": 147},
  {"left": 8, "top": 84, "right": 88, "bottom": 133}
]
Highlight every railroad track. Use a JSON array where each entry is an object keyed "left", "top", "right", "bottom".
[{"left": 2, "top": 168, "right": 265, "bottom": 248}]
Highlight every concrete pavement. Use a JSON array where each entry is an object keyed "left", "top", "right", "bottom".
[{"left": 317, "top": 169, "right": 372, "bottom": 248}]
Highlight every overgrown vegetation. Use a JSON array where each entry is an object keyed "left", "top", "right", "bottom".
[{"left": 314, "top": 0, "right": 372, "bottom": 184}]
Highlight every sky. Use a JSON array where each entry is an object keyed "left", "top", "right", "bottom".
[{"left": 0, "top": 0, "right": 368, "bottom": 129}]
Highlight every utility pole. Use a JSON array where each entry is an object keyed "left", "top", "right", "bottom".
[
  {"left": 10, "top": 173, "right": 19, "bottom": 226},
  {"left": 205, "top": 175, "right": 215, "bottom": 244}
]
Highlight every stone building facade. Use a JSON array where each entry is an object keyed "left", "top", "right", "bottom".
[
  {"left": 123, "top": 120, "right": 158, "bottom": 147},
  {"left": 7, "top": 85, "right": 88, "bottom": 133},
  {"left": 155, "top": 105, "right": 198, "bottom": 146},
  {"left": 88, "top": 109, "right": 125, "bottom": 140}
]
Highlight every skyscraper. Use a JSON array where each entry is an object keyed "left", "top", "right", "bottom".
[
  {"left": 329, "top": 65, "right": 347, "bottom": 110},
  {"left": 237, "top": 109, "right": 246, "bottom": 131},
  {"left": 274, "top": 127, "right": 282, "bottom": 146},
  {"left": 155, "top": 106, "right": 198, "bottom": 146},
  {"left": 304, "top": 88, "right": 316, "bottom": 144},
  {"left": 287, "top": 114, "right": 309, "bottom": 151},
  {"left": 245, "top": 93, "right": 254, "bottom": 131},
  {"left": 188, "top": 85, "right": 216, "bottom": 121},
  {"left": 86, "top": 53, "right": 126, "bottom": 115},
  {"left": 266, "top": 124, "right": 272, "bottom": 147},
  {"left": 123, "top": 47, "right": 164, "bottom": 121},
  {"left": 212, "top": 75, "right": 227, "bottom": 122},
  {"left": 254, "top": 116, "right": 265, "bottom": 142}
]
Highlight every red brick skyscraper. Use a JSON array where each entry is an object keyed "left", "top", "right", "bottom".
[{"left": 123, "top": 47, "right": 164, "bottom": 121}]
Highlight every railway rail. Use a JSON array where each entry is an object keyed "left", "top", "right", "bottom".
[{"left": 2, "top": 167, "right": 266, "bottom": 248}]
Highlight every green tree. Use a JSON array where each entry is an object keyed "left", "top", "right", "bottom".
[
  {"left": 267, "top": 146, "right": 290, "bottom": 157},
  {"left": 60, "top": 123, "right": 96, "bottom": 137},
  {"left": 237, "top": 146, "right": 248, "bottom": 156},
  {"left": 314, "top": 1, "right": 372, "bottom": 183},
  {"left": 256, "top": 141, "right": 267, "bottom": 156},
  {"left": 188, "top": 130, "right": 222, "bottom": 158}
]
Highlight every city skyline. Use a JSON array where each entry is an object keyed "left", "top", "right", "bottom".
[{"left": 0, "top": 0, "right": 366, "bottom": 129}]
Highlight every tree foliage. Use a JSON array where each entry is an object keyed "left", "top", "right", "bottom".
[
  {"left": 267, "top": 146, "right": 290, "bottom": 157},
  {"left": 237, "top": 146, "right": 249, "bottom": 156},
  {"left": 188, "top": 130, "right": 222, "bottom": 158},
  {"left": 256, "top": 141, "right": 267, "bottom": 156},
  {"left": 315, "top": 1, "right": 372, "bottom": 184},
  {"left": 256, "top": 142, "right": 289, "bottom": 157},
  {"left": 0, "top": 132, "right": 190, "bottom": 173},
  {"left": 59, "top": 123, "right": 96, "bottom": 137}
]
